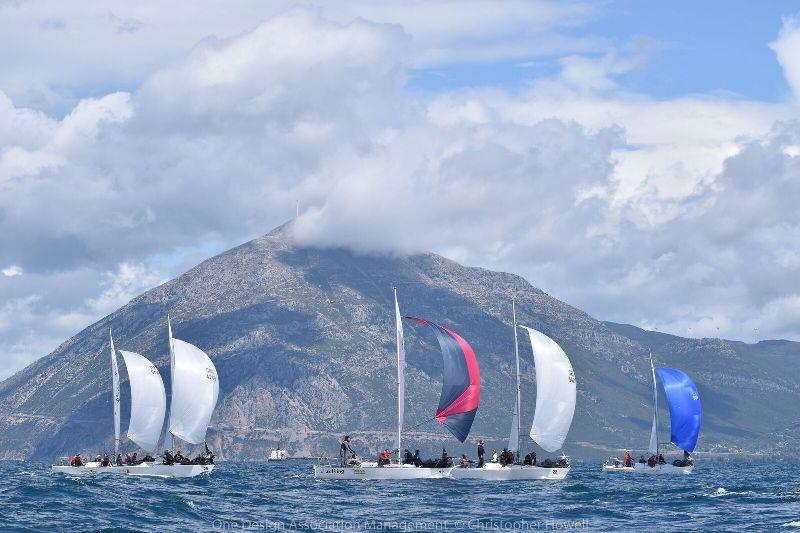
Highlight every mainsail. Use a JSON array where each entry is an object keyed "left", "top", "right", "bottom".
[
  {"left": 655, "top": 368, "right": 702, "bottom": 452},
  {"left": 168, "top": 337, "right": 219, "bottom": 444},
  {"left": 522, "top": 327, "right": 576, "bottom": 452},
  {"left": 119, "top": 350, "right": 167, "bottom": 452},
  {"left": 508, "top": 411, "right": 520, "bottom": 453},
  {"left": 405, "top": 317, "right": 480, "bottom": 442},
  {"left": 648, "top": 352, "right": 659, "bottom": 455},
  {"left": 109, "top": 330, "right": 121, "bottom": 457},
  {"left": 508, "top": 298, "right": 522, "bottom": 454},
  {"left": 394, "top": 288, "right": 406, "bottom": 461}
]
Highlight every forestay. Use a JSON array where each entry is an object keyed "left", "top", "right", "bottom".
[
  {"left": 168, "top": 339, "right": 219, "bottom": 444},
  {"left": 522, "top": 327, "right": 576, "bottom": 452},
  {"left": 119, "top": 350, "right": 166, "bottom": 452},
  {"left": 655, "top": 368, "right": 702, "bottom": 452}
]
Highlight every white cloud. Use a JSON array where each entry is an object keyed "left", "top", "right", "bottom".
[
  {"left": 0, "top": 0, "right": 598, "bottom": 114},
  {"left": 771, "top": 15, "right": 800, "bottom": 100},
  {"left": 1, "top": 5, "right": 800, "bottom": 380},
  {"left": 1, "top": 266, "right": 22, "bottom": 277}
]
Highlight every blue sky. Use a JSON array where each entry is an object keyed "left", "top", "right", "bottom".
[
  {"left": 409, "top": 1, "right": 796, "bottom": 101},
  {"left": 1, "top": 1, "right": 800, "bottom": 379}
]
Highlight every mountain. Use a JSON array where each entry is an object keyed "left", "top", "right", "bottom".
[{"left": 0, "top": 222, "right": 798, "bottom": 461}]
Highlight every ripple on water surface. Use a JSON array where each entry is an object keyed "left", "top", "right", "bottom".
[{"left": 0, "top": 460, "right": 798, "bottom": 532}]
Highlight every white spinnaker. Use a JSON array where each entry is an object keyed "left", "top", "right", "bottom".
[
  {"left": 119, "top": 350, "right": 166, "bottom": 452},
  {"left": 394, "top": 288, "right": 405, "bottom": 460},
  {"left": 110, "top": 331, "right": 121, "bottom": 457},
  {"left": 168, "top": 339, "right": 219, "bottom": 444},
  {"left": 523, "top": 327, "right": 577, "bottom": 452}
]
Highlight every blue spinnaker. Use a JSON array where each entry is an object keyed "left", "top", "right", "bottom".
[{"left": 656, "top": 367, "right": 702, "bottom": 452}]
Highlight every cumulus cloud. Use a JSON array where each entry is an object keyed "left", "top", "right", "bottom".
[
  {"left": 771, "top": 15, "right": 800, "bottom": 100},
  {"left": 1, "top": 4, "right": 800, "bottom": 379},
  {"left": 1, "top": 266, "right": 22, "bottom": 277},
  {"left": 0, "top": 0, "right": 597, "bottom": 114}
]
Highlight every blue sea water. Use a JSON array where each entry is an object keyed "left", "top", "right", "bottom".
[{"left": 0, "top": 460, "right": 798, "bottom": 531}]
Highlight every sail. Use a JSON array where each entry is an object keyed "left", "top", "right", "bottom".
[
  {"left": 655, "top": 368, "right": 702, "bottom": 452},
  {"left": 119, "top": 350, "right": 166, "bottom": 452},
  {"left": 648, "top": 352, "right": 659, "bottom": 454},
  {"left": 522, "top": 327, "right": 576, "bottom": 452},
  {"left": 109, "top": 331, "right": 121, "bottom": 456},
  {"left": 509, "top": 297, "right": 522, "bottom": 455},
  {"left": 508, "top": 410, "right": 520, "bottom": 453},
  {"left": 168, "top": 338, "right": 219, "bottom": 444},
  {"left": 394, "top": 289, "right": 405, "bottom": 457},
  {"left": 648, "top": 414, "right": 658, "bottom": 454},
  {"left": 405, "top": 317, "right": 480, "bottom": 442}
]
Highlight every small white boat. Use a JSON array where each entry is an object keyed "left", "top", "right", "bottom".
[
  {"left": 602, "top": 352, "right": 701, "bottom": 475},
  {"left": 51, "top": 317, "right": 219, "bottom": 478},
  {"left": 451, "top": 298, "right": 576, "bottom": 481},
  {"left": 268, "top": 449, "right": 288, "bottom": 461},
  {"left": 315, "top": 288, "right": 481, "bottom": 480}
]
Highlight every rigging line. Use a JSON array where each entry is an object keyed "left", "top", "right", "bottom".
[{"left": 401, "top": 416, "right": 437, "bottom": 435}]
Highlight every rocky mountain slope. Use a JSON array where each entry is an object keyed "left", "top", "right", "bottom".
[{"left": 0, "top": 222, "right": 798, "bottom": 461}]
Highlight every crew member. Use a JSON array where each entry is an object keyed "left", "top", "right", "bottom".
[
  {"left": 378, "top": 449, "right": 391, "bottom": 466},
  {"left": 339, "top": 436, "right": 355, "bottom": 466},
  {"left": 477, "top": 439, "right": 485, "bottom": 468}
]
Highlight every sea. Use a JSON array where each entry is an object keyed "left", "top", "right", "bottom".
[{"left": 0, "top": 460, "right": 798, "bottom": 531}]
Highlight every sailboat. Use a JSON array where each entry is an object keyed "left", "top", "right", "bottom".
[
  {"left": 603, "top": 352, "right": 701, "bottom": 474},
  {"left": 451, "top": 299, "right": 576, "bottom": 480},
  {"left": 314, "top": 288, "right": 481, "bottom": 480},
  {"left": 52, "top": 318, "right": 219, "bottom": 478}
]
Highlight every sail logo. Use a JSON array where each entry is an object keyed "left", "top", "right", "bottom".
[
  {"left": 148, "top": 365, "right": 157, "bottom": 375},
  {"left": 568, "top": 370, "right": 576, "bottom": 384},
  {"left": 692, "top": 393, "right": 699, "bottom": 401},
  {"left": 206, "top": 368, "right": 217, "bottom": 381}
]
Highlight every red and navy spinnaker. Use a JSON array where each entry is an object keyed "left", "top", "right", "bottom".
[{"left": 405, "top": 317, "right": 480, "bottom": 442}]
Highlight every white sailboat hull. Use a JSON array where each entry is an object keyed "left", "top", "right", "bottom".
[
  {"left": 51, "top": 462, "right": 214, "bottom": 478},
  {"left": 602, "top": 462, "right": 693, "bottom": 474},
  {"left": 450, "top": 463, "right": 570, "bottom": 480},
  {"left": 314, "top": 463, "right": 452, "bottom": 480}
]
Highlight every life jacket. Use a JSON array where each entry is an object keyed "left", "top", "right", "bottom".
[
  {"left": 647, "top": 456, "right": 656, "bottom": 467},
  {"left": 70, "top": 456, "right": 77, "bottom": 466},
  {"left": 379, "top": 451, "right": 389, "bottom": 460}
]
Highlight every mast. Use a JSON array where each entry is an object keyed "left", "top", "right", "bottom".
[
  {"left": 648, "top": 350, "right": 659, "bottom": 456},
  {"left": 168, "top": 314, "right": 176, "bottom": 452},
  {"left": 110, "top": 329, "right": 121, "bottom": 458},
  {"left": 394, "top": 288, "right": 406, "bottom": 464},
  {"left": 512, "top": 297, "right": 522, "bottom": 462}
]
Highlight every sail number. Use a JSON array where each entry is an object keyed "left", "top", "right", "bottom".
[
  {"left": 206, "top": 368, "right": 217, "bottom": 381},
  {"left": 568, "top": 370, "right": 575, "bottom": 384}
]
